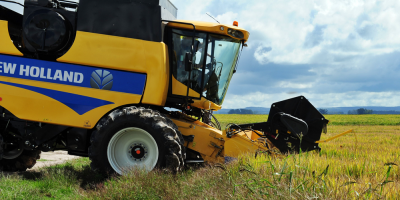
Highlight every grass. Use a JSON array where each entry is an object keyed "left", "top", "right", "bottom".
[
  {"left": 0, "top": 159, "right": 100, "bottom": 199},
  {"left": 215, "top": 114, "right": 400, "bottom": 128},
  {"left": 1, "top": 115, "right": 400, "bottom": 199}
]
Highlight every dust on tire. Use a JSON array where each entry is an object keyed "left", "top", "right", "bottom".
[{"left": 89, "top": 106, "right": 185, "bottom": 174}]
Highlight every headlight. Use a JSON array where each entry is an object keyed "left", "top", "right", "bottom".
[{"left": 227, "top": 28, "right": 244, "bottom": 39}]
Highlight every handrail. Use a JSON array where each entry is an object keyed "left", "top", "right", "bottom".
[{"left": 162, "top": 20, "right": 200, "bottom": 107}]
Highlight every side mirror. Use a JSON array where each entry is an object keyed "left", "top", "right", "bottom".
[{"left": 185, "top": 52, "right": 192, "bottom": 71}]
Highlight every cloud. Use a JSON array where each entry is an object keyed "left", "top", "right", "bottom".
[
  {"left": 244, "top": 0, "right": 400, "bottom": 65},
  {"left": 222, "top": 91, "right": 400, "bottom": 109},
  {"left": 177, "top": 0, "right": 400, "bottom": 65},
  {"left": 3, "top": 0, "right": 400, "bottom": 108},
  {"left": 304, "top": 25, "right": 326, "bottom": 48},
  {"left": 169, "top": 0, "right": 400, "bottom": 108}
]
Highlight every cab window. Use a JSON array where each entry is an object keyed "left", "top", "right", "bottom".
[{"left": 170, "top": 29, "right": 207, "bottom": 94}]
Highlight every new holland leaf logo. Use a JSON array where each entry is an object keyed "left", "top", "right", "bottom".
[{"left": 90, "top": 70, "right": 113, "bottom": 90}]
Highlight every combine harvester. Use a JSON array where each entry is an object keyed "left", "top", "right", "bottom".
[{"left": 0, "top": 0, "right": 350, "bottom": 174}]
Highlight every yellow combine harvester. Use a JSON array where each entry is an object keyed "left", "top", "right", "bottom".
[{"left": 0, "top": 0, "right": 330, "bottom": 174}]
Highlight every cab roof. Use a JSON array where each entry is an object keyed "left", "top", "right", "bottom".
[{"left": 166, "top": 20, "right": 250, "bottom": 43}]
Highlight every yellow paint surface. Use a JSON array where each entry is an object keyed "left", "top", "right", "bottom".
[
  {"left": 167, "top": 20, "right": 250, "bottom": 42},
  {"left": 58, "top": 31, "right": 169, "bottom": 106},
  {"left": 0, "top": 20, "right": 23, "bottom": 56}
]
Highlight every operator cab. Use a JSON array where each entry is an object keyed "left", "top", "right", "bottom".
[{"left": 164, "top": 21, "right": 249, "bottom": 109}]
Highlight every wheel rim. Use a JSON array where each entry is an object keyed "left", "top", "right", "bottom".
[
  {"left": 3, "top": 142, "right": 24, "bottom": 159},
  {"left": 107, "top": 127, "right": 159, "bottom": 175}
]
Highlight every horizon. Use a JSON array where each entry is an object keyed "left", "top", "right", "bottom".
[{"left": 217, "top": 105, "right": 400, "bottom": 115}]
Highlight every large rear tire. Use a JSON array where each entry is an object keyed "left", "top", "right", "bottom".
[
  {"left": 89, "top": 107, "right": 185, "bottom": 175},
  {"left": 0, "top": 149, "right": 41, "bottom": 172},
  {"left": 0, "top": 132, "right": 41, "bottom": 172},
  {"left": 0, "top": 134, "right": 3, "bottom": 161}
]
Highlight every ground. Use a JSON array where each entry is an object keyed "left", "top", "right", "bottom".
[
  {"left": 31, "top": 151, "right": 79, "bottom": 171},
  {"left": 0, "top": 114, "right": 399, "bottom": 199}
]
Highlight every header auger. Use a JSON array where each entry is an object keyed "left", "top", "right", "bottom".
[{"left": 0, "top": 0, "right": 345, "bottom": 174}]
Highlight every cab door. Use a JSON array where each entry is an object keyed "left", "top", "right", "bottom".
[{"left": 165, "top": 28, "right": 208, "bottom": 103}]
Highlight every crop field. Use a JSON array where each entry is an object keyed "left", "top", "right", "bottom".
[
  {"left": 1, "top": 115, "right": 400, "bottom": 199},
  {"left": 214, "top": 114, "right": 400, "bottom": 128}
]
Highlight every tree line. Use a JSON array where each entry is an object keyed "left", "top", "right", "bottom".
[
  {"left": 318, "top": 108, "right": 400, "bottom": 115},
  {"left": 319, "top": 108, "right": 373, "bottom": 114},
  {"left": 228, "top": 109, "right": 254, "bottom": 114},
  {"left": 227, "top": 108, "right": 400, "bottom": 115},
  {"left": 347, "top": 108, "right": 373, "bottom": 114}
]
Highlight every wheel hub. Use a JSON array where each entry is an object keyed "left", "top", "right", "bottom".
[
  {"left": 3, "top": 142, "right": 24, "bottom": 159},
  {"left": 107, "top": 127, "right": 159, "bottom": 175},
  {"left": 129, "top": 143, "right": 148, "bottom": 161}
]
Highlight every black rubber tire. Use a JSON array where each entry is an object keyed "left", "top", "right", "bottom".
[
  {"left": 0, "top": 131, "right": 41, "bottom": 172},
  {"left": 0, "top": 149, "right": 41, "bottom": 172},
  {"left": 0, "top": 134, "right": 3, "bottom": 161},
  {"left": 89, "top": 106, "right": 185, "bottom": 174}
]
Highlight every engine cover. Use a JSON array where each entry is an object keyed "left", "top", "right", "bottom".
[
  {"left": 22, "top": 0, "right": 77, "bottom": 60},
  {"left": 23, "top": 9, "right": 70, "bottom": 53}
]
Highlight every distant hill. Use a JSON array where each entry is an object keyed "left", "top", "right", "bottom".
[
  {"left": 245, "top": 107, "right": 271, "bottom": 114},
  {"left": 319, "top": 106, "right": 400, "bottom": 114},
  {"left": 215, "top": 107, "right": 270, "bottom": 114},
  {"left": 215, "top": 106, "right": 400, "bottom": 114}
]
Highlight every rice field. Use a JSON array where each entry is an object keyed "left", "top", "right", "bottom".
[
  {"left": 214, "top": 114, "right": 400, "bottom": 128},
  {"left": 0, "top": 115, "right": 399, "bottom": 199}
]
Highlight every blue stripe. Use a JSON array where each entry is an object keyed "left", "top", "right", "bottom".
[
  {"left": 0, "top": 81, "right": 114, "bottom": 115},
  {"left": 0, "top": 54, "right": 147, "bottom": 95}
]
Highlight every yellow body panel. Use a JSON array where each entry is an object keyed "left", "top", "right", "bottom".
[
  {"left": 224, "top": 131, "right": 268, "bottom": 158},
  {"left": 0, "top": 21, "right": 23, "bottom": 56},
  {"left": 172, "top": 118, "right": 225, "bottom": 161},
  {"left": 240, "top": 130, "right": 262, "bottom": 141},
  {"left": 167, "top": 20, "right": 250, "bottom": 42},
  {"left": 58, "top": 31, "right": 169, "bottom": 106},
  {"left": 0, "top": 76, "right": 142, "bottom": 128},
  {"left": 0, "top": 30, "right": 167, "bottom": 128},
  {"left": 191, "top": 97, "right": 222, "bottom": 111},
  {"left": 171, "top": 75, "right": 201, "bottom": 97},
  {"left": 172, "top": 116, "right": 268, "bottom": 162},
  {"left": 171, "top": 75, "right": 222, "bottom": 111}
]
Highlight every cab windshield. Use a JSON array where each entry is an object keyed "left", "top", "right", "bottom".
[
  {"left": 170, "top": 29, "right": 241, "bottom": 105},
  {"left": 203, "top": 34, "right": 241, "bottom": 105}
]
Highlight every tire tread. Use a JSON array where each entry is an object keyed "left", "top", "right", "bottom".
[{"left": 89, "top": 106, "right": 185, "bottom": 174}]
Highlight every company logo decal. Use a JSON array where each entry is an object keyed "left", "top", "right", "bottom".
[
  {"left": 0, "top": 54, "right": 147, "bottom": 95},
  {"left": 90, "top": 70, "right": 113, "bottom": 90},
  {"left": 0, "top": 62, "right": 84, "bottom": 83},
  {"left": 84, "top": 120, "right": 91, "bottom": 127}
]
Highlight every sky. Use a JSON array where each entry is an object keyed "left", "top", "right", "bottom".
[
  {"left": 2, "top": 0, "right": 400, "bottom": 109},
  {"left": 168, "top": 0, "right": 400, "bottom": 109}
]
